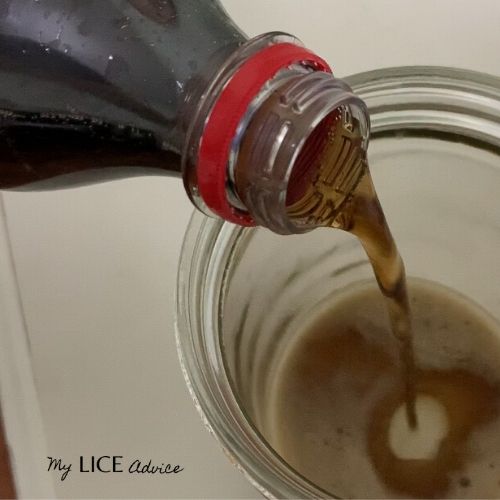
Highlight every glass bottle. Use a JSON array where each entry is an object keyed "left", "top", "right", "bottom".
[{"left": 0, "top": 0, "right": 368, "bottom": 234}]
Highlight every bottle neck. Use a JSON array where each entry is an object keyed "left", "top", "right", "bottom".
[
  {"left": 235, "top": 70, "right": 369, "bottom": 235},
  {"left": 184, "top": 34, "right": 370, "bottom": 234}
]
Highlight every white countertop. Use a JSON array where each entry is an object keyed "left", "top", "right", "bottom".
[{"left": 2, "top": 1, "right": 500, "bottom": 497}]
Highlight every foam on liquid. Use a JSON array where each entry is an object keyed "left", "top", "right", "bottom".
[
  {"left": 267, "top": 278, "right": 500, "bottom": 498},
  {"left": 389, "top": 395, "right": 448, "bottom": 460}
]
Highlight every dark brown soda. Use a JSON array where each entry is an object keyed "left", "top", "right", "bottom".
[
  {"left": 0, "top": 109, "right": 181, "bottom": 190},
  {"left": 288, "top": 107, "right": 417, "bottom": 427}
]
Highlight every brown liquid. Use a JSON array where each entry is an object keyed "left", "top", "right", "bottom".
[
  {"left": 269, "top": 279, "right": 500, "bottom": 498},
  {"left": 0, "top": 110, "right": 181, "bottom": 190},
  {"left": 288, "top": 107, "right": 417, "bottom": 427},
  {"left": 276, "top": 108, "right": 500, "bottom": 497}
]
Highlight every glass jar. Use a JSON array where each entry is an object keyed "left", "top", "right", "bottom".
[{"left": 175, "top": 66, "right": 500, "bottom": 498}]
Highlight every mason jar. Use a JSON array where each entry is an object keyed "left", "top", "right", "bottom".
[{"left": 175, "top": 66, "right": 500, "bottom": 498}]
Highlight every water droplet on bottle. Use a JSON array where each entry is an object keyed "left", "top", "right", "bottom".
[
  {"left": 48, "top": 38, "right": 61, "bottom": 49},
  {"left": 104, "top": 54, "right": 129, "bottom": 80},
  {"left": 112, "top": 15, "right": 130, "bottom": 30}
]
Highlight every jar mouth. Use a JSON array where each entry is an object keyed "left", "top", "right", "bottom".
[
  {"left": 175, "top": 66, "right": 500, "bottom": 499},
  {"left": 348, "top": 66, "right": 500, "bottom": 148}
]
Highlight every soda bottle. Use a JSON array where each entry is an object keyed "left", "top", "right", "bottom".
[{"left": 0, "top": 0, "right": 369, "bottom": 234}]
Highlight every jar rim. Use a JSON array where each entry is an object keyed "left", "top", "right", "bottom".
[{"left": 175, "top": 65, "right": 500, "bottom": 499}]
